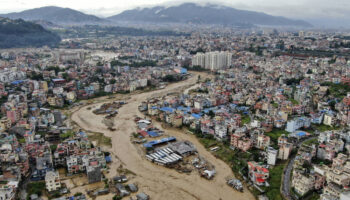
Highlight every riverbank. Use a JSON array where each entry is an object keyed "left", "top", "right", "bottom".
[{"left": 70, "top": 72, "right": 255, "bottom": 200}]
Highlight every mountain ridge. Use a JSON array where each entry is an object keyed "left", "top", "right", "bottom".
[
  {"left": 107, "top": 3, "right": 312, "bottom": 27},
  {"left": 0, "top": 6, "right": 104, "bottom": 24},
  {"left": 0, "top": 3, "right": 312, "bottom": 27}
]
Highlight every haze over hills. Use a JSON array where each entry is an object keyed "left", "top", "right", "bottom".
[
  {"left": 0, "top": 6, "right": 104, "bottom": 24},
  {"left": 108, "top": 3, "right": 312, "bottom": 27},
  {"left": 0, "top": 17, "right": 61, "bottom": 48}
]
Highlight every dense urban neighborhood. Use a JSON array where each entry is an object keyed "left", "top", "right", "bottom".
[{"left": 0, "top": 4, "right": 349, "bottom": 200}]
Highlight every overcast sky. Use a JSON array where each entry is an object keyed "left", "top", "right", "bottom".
[{"left": 0, "top": 0, "right": 349, "bottom": 21}]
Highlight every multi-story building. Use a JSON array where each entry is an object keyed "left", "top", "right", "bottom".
[
  {"left": 87, "top": 165, "right": 102, "bottom": 184},
  {"left": 285, "top": 117, "right": 311, "bottom": 133},
  {"left": 256, "top": 134, "right": 270, "bottom": 150},
  {"left": 324, "top": 113, "right": 337, "bottom": 127},
  {"left": 0, "top": 182, "right": 18, "bottom": 200},
  {"left": 326, "top": 167, "right": 350, "bottom": 187},
  {"left": 323, "top": 182, "right": 344, "bottom": 199},
  {"left": 278, "top": 143, "right": 293, "bottom": 160},
  {"left": 230, "top": 132, "right": 252, "bottom": 152},
  {"left": 267, "top": 147, "right": 278, "bottom": 166},
  {"left": 247, "top": 161, "right": 269, "bottom": 186},
  {"left": 292, "top": 170, "right": 315, "bottom": 196},
  {"left": 45, "top": 171, "right": 61, "bottom": 192},
  {"left": 192, "top": 51, "right": 232, "bottom": 71},
  {"left": 340, "top": 191, "right": 350, "bottom": 200}
]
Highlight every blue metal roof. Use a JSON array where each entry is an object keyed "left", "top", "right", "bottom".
[
  {"left": 203, "top": 107, "right": 216, "bottom": 113},
  {"left": 52, "top": 78, "right": 65, "bottom": 81},
  {"left": 105, "top": 156, "right": 112, "bottom": 163},
  {"left": 143, "top": 137, "right": 176, "bottom": 148},
  {"left": 180, "top": 68, "right": 187, "bottom": 74},
  {"left": 79, "top": 132, "right": 87, "bottom": 137},
  {"left": 11, "top": 80, "right": 24, "bottom": 85},
  {"left": 147, "top": 131, "right": 159, "bottom": 137},
  {"left": 297, "top": 132, "right": 306, "bottom": 136},
  {"left": 160, "top": 107, "right": 175, "bottom": 113},
  {"left": 177, "top": 106, "right": 191, "bottom": 112},
  {"left": 191, "top": 113, "right": 201, "bottom": 119}
]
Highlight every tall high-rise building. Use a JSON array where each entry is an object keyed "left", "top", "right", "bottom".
[
  {"left": 192, "top": 51, "right": 232, "bottom": 71},
  {"left": 192, "top": 52, "right": 205, "bottom": 67}
]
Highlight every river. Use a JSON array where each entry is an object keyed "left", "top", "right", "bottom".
[{"left": 71, "top": 72, "right": 255, "bottom": 200}]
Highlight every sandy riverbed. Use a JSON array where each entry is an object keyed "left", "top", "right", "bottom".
[{"left": 71, "top": 73, "right": 255, "bottom": 200}]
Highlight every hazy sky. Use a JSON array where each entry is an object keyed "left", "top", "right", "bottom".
[{"left": 0, "top": 0, "right": 349, "bottom": 21}]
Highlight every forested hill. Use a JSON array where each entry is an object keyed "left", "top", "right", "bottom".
[{"left": 0, "top": 17, "right": 61, "bottom": 48}]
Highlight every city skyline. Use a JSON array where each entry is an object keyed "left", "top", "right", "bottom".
[{"left": 0, "top": 1, "right": 350, "bottom": 198}]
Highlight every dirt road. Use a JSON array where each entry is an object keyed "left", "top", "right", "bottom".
[{"left": 71, "top": 73, "right": 255, "bottom": 200}]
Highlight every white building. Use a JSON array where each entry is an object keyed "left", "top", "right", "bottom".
[
  {"left": 0, "top": 181, "right": 18, "bottom": 200},
  {"left": 45, "top": 171, "right": 61, "bottom": 192},
  {"left": 192, "top": 51, "right": 232, "bottom": 71},
  {"left": 324, "top": 113, "right": 336, "bottom": 127},
  {"left": 0, "top": 69, "right": 26, "bottom": 83},
  {"left": 340, "top": 191, "right": 350, "bottom": 200},
  {"left": 55, "top": 51, "right": 84, "bottom": 64},
  {"left": 267, "top": 147, "right": 278, "bottom": 166},
  {"left": 214, "top": 124, "right": 227, "bottom": 140},
  {"left": 285, "top": 117, "right": 311, "bottom": 133}
]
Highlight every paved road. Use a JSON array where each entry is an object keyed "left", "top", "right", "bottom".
[
  {"left": 281, "top": 136, "right": 317, "bottom": 200},
  {"left": 282, "top": 156, "right": 296, "bottom": 200}
]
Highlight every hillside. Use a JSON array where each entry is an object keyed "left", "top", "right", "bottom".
[
  {"left": 0, "top": 17, "right": 61, "bottom": 48},
  {"left": 0, "top": 6, "right": 104, "bottom": 24}
]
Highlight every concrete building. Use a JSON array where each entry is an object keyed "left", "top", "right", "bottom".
[
  {"left": 55, "top": 51, "right": 84, "bottom": 64},
  {"left": 247, "top": 161, "right": 269, "bottom": 186},
  {"left": 340, "top": 191, "right": 350, "bottom": 200},
  {"left": 323, "top": 183, "right": 344, "bottom": 199},
  {"left": 86, "top": 165, "right": 102, "bottom": 184},
  {"left": 285, "top": 117, "right": 311, "bottom": 133},
  {"left": 0, "top": 181, "right": 18, "bottom": 200},
  {"left": 267, "top": 147, "right": 278, "bottom": 166},
  {"left": 214, "top": 124, "right": 227, "bottom": 140},
  {"left": 45, "top": 171, "right": 61, "bottom": 192},
  {"left": 278, "top": 143, "right": 293, "bottom": 160},
  {"left": 292, "top": 170, "right": 315, "bottom": 196},
  {"left": 192, "top": 51, "right": 232, "bottom": 71},
  {"left": 324, "top": 113, "right": 336, "bottom": 127},
  {"left": 257, "top": 134, "right": 270, "bottom": 150}
]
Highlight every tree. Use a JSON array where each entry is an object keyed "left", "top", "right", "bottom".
[
  {"left": 74, "top": 192, "right": 83, "bottom": 197},
  {"left": 50, "top": 144, "right": 57, "bottom": 153},
  {"left": 328, "top": 100, "right": 336, "bottom": 110},
  {"left": 163, "top": 74, "right": 177, "bottom": 82},
  {"left": 109, "top": 79, "right": 116, "bottom": 84},
  {"left": 62, "top": 72, "right": 70, "bottom": 81},
  {"left": 30, "top": 71, "right": 43, "bottom": 81},
  {"left": 113, "top": 195, "right": 122, "bottom": 200},
  {"left": 208, "top": 110, "right": 215, "bottom": 118}
]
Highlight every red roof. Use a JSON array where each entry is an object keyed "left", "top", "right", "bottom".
[
  {"left": 90, "top": 161, "right": 98, "bottom": 166},
  {"left": 256, "top": 178, "right": 265, "bottom": 183},
  {"left": 138, "top": 130, "right": 148, "bottom": 137}
]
